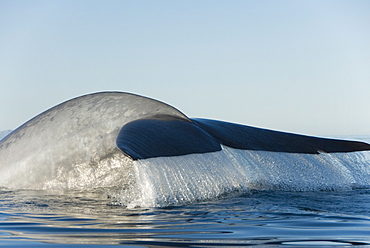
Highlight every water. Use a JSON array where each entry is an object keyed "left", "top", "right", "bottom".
[
  {"left": 1, "top": 189, "right": 370, "bottom": 247},
  {"left": 1, "top": 135, "right": 370, "bottom": 247}
]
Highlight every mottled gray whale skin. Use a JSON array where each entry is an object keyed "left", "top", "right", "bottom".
[
  {"left": 0, "top": 92, "right": 189, "bottom": 189},
  {"left": 1, "top": 91, "right": 369, "bottom": 189}
]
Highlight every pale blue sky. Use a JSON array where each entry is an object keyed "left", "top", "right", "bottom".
[{"left": 1, "top": 0, "right": 369, "bottom": 135}]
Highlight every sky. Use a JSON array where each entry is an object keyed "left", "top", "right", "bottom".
[{"left": 0, "top": 0, "right": 369, "bottom": 136}]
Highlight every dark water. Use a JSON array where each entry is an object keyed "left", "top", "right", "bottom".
[{"left": 1, "top": 188, "right": 370, "bottom": 247}]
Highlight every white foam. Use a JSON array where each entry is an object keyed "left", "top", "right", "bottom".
[{"left": 129, "top": 146, "right": 370, "bottom": 208}]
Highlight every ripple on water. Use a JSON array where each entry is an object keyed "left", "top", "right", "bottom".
[{"left": 1, "top": 189, "right": 370, "bottom": 246}]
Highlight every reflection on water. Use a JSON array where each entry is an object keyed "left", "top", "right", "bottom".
[{"left": 1, "top": 188, "right": 370, "bottom": 247}]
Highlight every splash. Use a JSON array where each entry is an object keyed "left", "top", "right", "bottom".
[{"left": 125, "top": 146, "right": 370, "bottom": 208}]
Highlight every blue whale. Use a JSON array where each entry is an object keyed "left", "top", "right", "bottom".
[{"left": 0, "top": 92, "right": 369, "bottom": 195}]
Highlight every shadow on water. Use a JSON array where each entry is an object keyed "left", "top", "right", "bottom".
[{"left": 1, "top": 188, "right": 370, "bottom": 247}]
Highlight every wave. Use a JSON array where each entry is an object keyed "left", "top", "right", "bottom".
[{"left": 0, "top": 92, "right": 369, "bottom": 207}]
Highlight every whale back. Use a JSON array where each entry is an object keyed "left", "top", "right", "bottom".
[
  {"left": 0, "top": 92, "right": 189, "bottom": 189},
  {"left": 1, "top": 91, "right": 370, "bottom": 207}
]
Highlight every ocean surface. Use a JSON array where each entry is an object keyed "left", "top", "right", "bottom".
[{"left": 1, "top": 135, "right": 370, "bottom": 247}]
